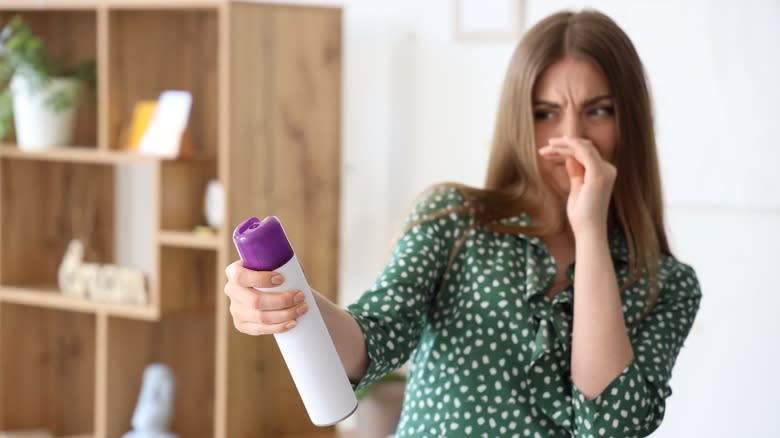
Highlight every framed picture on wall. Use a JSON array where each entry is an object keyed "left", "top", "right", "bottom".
[{"left": 453, "top": 0, "right": 525, "bottom": 42}]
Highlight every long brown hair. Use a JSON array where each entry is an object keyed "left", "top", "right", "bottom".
[{"left": 410, "top": 10, "right": 671, "bottom": 322}]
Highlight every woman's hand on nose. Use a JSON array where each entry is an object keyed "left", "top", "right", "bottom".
[{"left": 538, "top": 136, "right": 616, "bottom": 236}]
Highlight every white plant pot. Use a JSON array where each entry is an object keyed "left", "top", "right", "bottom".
[{"left": 10, "top": 74, "right": 80, "bottom": 150}]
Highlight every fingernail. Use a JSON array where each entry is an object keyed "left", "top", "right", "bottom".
[
  {"left": 294, "top": 292, "right": 305, "bottom": 303},
  {"left": 271, "top": 275, "right": 284, "bottom": 285},
  {"left": 286, "top": 321, "right": 297, "bottom": 329},
  {"left": 296, "top": 304, "right": 309, "bottom": 315}
]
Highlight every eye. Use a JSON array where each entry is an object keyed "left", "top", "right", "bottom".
[
  {"left": 533, "top": 110, "right": 554, "bottom": 121},
  {"left": 588, "top": 106, "right": 615, "bottom": 117}
]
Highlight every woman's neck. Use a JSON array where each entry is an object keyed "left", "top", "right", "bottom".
[{"left": 543, "top": 226, "right": 575, "bottom": 250}]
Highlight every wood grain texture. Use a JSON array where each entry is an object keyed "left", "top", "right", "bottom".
[
  {"left": 0, "top": 3, "right": 342, "bottom": 437},
  {"left": 0, "top": 10, "right": 99, "bottom": 147},
  {"left": 0, "top": 286, "right": 158, "bottom": 319},
  {"left": 97, "top": 6, "right": 109, "bottom": 151},
  {"left": 94, "top": 313, "right": 107, "bottom": 438},
  {"left": 107, "top": 9, "right": 218, "bottom": 155},
  {"left": 223, "top": 3, "right": 341, "bottom": 437},
  {"left": 159, "top": 246, "right": 216, "bottom": 314},
  {"left": 213, "top": 3, "right": 230, "bottom": 436},
  {"left": 0, "top": 0, "right": 225, "bottom": 9},
  {"left": 0, "top": 159, "right": 114, "bottom": 287},
  {"left": 225, "top": 3, "right": 283, "bottom": 436},
  {"left": 0, "top": 304, "right": 95, "bottom": 435},
  {"left": 0, "top": 145, "right": 159, "bottom": 164},
  {"left": 105, "top": 314, "right": 215, "bottom": 438},
  {"left": 158, "top": 230, "right": 219, "bottom": 250},
  {"left": 159, "top": 159, "right": 217, "bottom": 232},
  {"left": 106, "top": 0, "right": 221, "bottom": 9}
]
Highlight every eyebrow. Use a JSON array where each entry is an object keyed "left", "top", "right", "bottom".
[{"left": 533, "top": 94, "right": 613, "bottom": 108}]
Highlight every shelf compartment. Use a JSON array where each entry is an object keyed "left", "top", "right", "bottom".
[
  {"left": 158, "top": 229, "right": 220, "bottom": 250},
  {"left": 159, "top": 159, "right": 218, "bottom": 232},
  {"left": 158, "top": 246, "right": 216, "bottom": 315},
  {"left": 0, "top": 159, "right": 114, "bottom": 289},
  {"left": 0, "top": 303, "right": 95, "bottom": 436},
  {"left": 0, "top": 286, "right": 157, "bottom": 320},
  {"left": 108, "top": 8, "right": 218, "bottom": 155},
  {"left": 105, "top": 314, "right": 215, "bottom": 438},
  {"left": 0, "top": 10, "right": 98, "bottom": 147}
]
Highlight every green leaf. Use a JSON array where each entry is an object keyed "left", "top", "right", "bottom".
[
  {"left": 0, "top": 14, "right": 95, "bottom": 114},
  {"left": 0, "top": 89, "right": 13, "bottom": 141},
  {"left": 45, "top": 81, "right": 81, "bottom": 113}
]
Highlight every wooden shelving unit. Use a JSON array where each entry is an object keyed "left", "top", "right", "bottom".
[
  {"left": 158, "top": 230, "right": 220, "bottom": 250},
  {"left": 0, "top": 2, "right": 342, "bottom": 437}
]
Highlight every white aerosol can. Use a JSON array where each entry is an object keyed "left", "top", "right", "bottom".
[{"left": 233, "top": 216, "right": 358, "bottom": 426}]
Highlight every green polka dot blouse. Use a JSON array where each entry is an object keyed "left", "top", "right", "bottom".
[{"left": 346, "top": 186, "right": 702, "bottom": 437}]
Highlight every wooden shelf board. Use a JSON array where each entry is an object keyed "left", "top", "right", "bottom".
[
  {"left": 0, "top": 285, "right": 158, "bottom": 320},
  {"left": 106, "top": 0, "right": 222, "bottom": 9},
  {"left": 0, "top": 145, "right": 215, "bottom": 165},
  {"left": 158, "top": 229, "right": 221, "bottom": 250},
  {"left": 0, "top": 1, "right": 341, "bottom": 12},
  {"left": 0, "top": 1, "right": 99, "bottom": 10},
  {"left": 0, "top": 0, "right": 222, "bottom": 10},
  {"left": 0, "top": 145, "right": 158, "bottom": 165}
]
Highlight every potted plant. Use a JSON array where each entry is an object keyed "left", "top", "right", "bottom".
[{"left": 0, "top": 15, "right": 95, "bottom": 150}]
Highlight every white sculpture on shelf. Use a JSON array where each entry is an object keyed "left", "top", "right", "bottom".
[
  {"left": 57, "top": 239, "right": 147, "bottom": 305},
  {"left": 203, "top": 179, "right": 224, "bottom": 229},
  {"left": 123, "top": 364, "right": 178, "bottom": 438}
]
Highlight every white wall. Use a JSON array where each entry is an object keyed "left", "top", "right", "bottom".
[{"left": 333, "top": 0, "right": 780, "bottom": 436}]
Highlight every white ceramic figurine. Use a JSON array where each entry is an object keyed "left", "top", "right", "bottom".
[{"left": 122, "top": 364, "right": 177, "bottom": 438}]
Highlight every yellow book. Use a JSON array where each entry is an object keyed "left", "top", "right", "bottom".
[{"left": 128, "top": 100, "right": 158, "bottom": 150}]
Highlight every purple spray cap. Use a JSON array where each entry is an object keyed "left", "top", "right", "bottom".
[{"left": 232, "top": 216, "right": 295, "bottom": 271}]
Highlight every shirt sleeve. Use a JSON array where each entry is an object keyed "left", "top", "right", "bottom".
[
  {"left": 345, "top": 185, "right": 468, "bottom": 391},
  {"left": 570, "top": 261, "right": 702, "bottom": 438}
]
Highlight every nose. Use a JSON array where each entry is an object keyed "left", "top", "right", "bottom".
[{"left": 561, "top": 112, "right": 584, "bottom": 138}]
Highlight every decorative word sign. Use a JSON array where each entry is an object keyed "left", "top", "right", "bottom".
[{"left": 58, "top": 240, "right": 148, "bottom": 306}]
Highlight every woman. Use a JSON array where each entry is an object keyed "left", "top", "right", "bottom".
[{"left": 224, "top": 9, "right": 701, "bottom": 437}]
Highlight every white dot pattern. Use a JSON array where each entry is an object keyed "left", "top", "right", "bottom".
[{"left": 347, "top": 186, "right": 702, "bottom": 437}]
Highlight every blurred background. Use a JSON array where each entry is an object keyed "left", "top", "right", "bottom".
[{"left": 0, "top": 0, "right": 776, "bottom": 437}]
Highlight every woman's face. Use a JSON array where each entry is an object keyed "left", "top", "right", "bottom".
[{"left": 532, "top": 57, "right": 618, "bottom": 194}]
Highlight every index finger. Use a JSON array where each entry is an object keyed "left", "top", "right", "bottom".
[
  {"left": 225, "top": 260, "right": 284, "bottom": 288},
  {"left": 545, "top": 137, "right": 603, "bottom": 169},
  {"left": 228, "top": 285, "right": 303, "bottom": 310}
]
